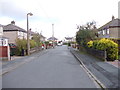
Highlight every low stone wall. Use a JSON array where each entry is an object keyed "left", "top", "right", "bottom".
[{"left": 30, "top": 47, "right": 42, "bottom": 54}]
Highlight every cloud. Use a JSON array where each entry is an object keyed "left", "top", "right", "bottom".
[
  {"left": 0, "top": 0, "right": 119, "bottom": 40},
  {"left": 0, "top": 0, "right": 27, "bottom": 21}
]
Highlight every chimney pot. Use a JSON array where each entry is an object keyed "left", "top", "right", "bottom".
[
  {"left": 112, "top": 16, "right": 115, "bottom": 20},
  {"left": 11, "top": 21, "right": 15, "bottom": 25}
]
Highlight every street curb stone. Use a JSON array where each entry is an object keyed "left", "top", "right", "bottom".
[{"left": 70, "top": 49, "right": 106, "bottom": 89}]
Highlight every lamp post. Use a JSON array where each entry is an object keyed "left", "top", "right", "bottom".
[{"left": 27, "top": 12, "right": 33, "bottom": 55}]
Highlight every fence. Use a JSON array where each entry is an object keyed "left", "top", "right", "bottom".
[{"left": 79, "top": 46, "right": 105, "bottom": 60}]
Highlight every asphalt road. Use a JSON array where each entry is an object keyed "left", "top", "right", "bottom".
[{"left": 3, "top": 45, "right": 97, "bottom": 88}]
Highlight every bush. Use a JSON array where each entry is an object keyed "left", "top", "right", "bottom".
[
  {"left": 63, "top": 42, "right": 68, "bottom": 45},
  {"left": 15, "top": 39, "right": 27, "bottom": 55},
  {"left": 87, "top": 41, "right": 93, "bottom": 48},
  {"left": 87, "top": 38, "right": 118, "bottom": 60},
  {"left": 30, "top": 40, "right": 37, "bottom": 48},
  {"left": 15, "top": 39, "right": 39, "bottom": 55},
  {"left": 68, "top": 43, "right": 71, "bottom": 46}
]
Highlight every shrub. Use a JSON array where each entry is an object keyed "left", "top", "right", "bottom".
[
  {"left": 92, "top": 40, "right": 99, "bottom": 49},
  {"left": 15, "top": 39, "right": 38, "bottom": 55},
  {"left": 68, "top": 43, "right": 71, "bottom": 46},
  {"left": 87, "top": 41, "right": 93, "bottom": 48},
  {"left": 87, "top": 38, "right": 118, "bottom": 60},
  {"left": 30, "top": 40, "right": 37, "bottom": 48},
  {"left": 15, "top": 39, "right": 27, "bottom": 55}
]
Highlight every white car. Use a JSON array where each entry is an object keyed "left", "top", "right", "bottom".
[{"left": 57, "top": 43, "right": 62, "bottom": 46}]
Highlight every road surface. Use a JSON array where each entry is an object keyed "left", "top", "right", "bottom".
[{"left": 3, "top": 45, "right": 98, "bottom": 88}]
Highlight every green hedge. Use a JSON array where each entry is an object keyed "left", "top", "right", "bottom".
[
  {"left": 15, "top": 39, "right": 39, "bottom": 56},
  {"left": 87, "top": 38, "right": 118, "bottom": 60}
]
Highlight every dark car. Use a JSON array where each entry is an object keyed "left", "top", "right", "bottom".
[{"left": 9, "top": 43, "right": 17, "bottom": 56}]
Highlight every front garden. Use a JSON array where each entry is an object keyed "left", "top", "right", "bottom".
[{"left": 76, "top": 21, "right": 119, "bottom": 61}]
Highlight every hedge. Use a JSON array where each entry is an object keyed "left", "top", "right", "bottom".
[{"left": 87, "top": 38, "right": 118, "bottom": 60}]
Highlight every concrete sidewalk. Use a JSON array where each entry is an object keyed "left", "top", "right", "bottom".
[
  {"left": 107, "top": 60, "right": 120, "bottom": 68},
  {"left": 70, "top": 48, "right": 120, "bottom": 88}
]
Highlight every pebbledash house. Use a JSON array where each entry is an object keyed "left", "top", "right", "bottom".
[
  {"left": 98, "top": 16, "right": 120, "bottom": 39},
  {"left": 3, "top": 21, "right": 27, "bottom": 44}
]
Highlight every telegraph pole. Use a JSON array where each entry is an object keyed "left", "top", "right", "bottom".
[{"left": 52, "top": 24, "right": 54, "bottom": 48}]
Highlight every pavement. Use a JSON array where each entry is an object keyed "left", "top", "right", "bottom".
[
  {"left": 107, "top": 60, "right": 120, "bottom": 68},
  {"left": 70, "top": 48, "right": 120, "bottom": 88}
]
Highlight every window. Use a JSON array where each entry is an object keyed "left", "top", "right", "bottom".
[
  {"left": 103, "top": 30, "right": 105, "bottom": 35},
  {"left": 107, "top": 29, "right": 109, "bottom": 34}
]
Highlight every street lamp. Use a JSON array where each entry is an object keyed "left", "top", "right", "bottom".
[{"left": 27, "top": 12, "right": 33, "bottom": 55}]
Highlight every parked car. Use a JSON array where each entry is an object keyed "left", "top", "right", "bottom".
[
  {"left": 57, "top": 41, "right": 63, "bottom": 46},
  {"left": 9, "top": 43, "right": 17, "bottom": 56}
]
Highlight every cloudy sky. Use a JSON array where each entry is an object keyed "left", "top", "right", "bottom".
[{"left": 0, "top": 0, "right": 119, "bottom": 40}]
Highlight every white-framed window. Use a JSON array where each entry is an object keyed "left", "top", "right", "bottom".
[
  {"left": 107, "top": 29, "right": 109, "bottom": 34},
  {"left": 102, "top": 30, "right": 105, "bottom": 35},
  {"left": 98, "top": 31, "right": 101, "bottom": 34}
]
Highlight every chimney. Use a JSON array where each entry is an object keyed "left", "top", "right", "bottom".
[
  {"left": 11, "top": 21, "right": 15, "bottom": 25},
  {"left": 112, "top": 16, "right": 115, "bottom": 20}
]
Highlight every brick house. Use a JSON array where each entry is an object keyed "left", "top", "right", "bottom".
[
  {"left": 3, "top": 21, "right": 27, "bottom": 44},
  {"left": 98, "top": 16, "right": 120, "bottom": 39}
]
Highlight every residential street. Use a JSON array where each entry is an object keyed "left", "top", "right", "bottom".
[{"left": 2, "top": 45, "right": 98, "bottom": 88}]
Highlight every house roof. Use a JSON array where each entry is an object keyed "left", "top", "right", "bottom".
[
  {"left": 3, "top": 24, "right": 27, "bottom": 33},
  {"left": 98, "top": 18, "right": 120, "bottom": 30},
  {"left": 65, "top": 37, "right": 73, "bottom": 40},
  {"left": 29, "top": 30, "right": 36, "bottom": 35},
  {"left": 47, "top": 37, "right": 58, "bottom": 41},
  {"left": 40, "top": 34, "right": 46, "bottom": 39},
  {"left": 0, "top": 24, "right": 4, "bottom": 27},
  {"left": 109, "top": 19, "right": 120, "bottom": 27}
]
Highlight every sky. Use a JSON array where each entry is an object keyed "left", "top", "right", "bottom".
[{"left": 0, "top": 0, "right": 119, "bottom": 40}]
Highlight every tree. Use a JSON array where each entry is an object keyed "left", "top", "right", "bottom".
[
  {"left": 31, "top": 33, "right": 41, "bottom": 47},
  {"left": 76, "top": 21, "right": 97, "bottom": 46},
  {"left": 15, "top": 38, "right": 27, "bottom": 55}
]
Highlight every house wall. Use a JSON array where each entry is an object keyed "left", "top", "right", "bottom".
[
  {"left": 0, "top": 26, "right": 3, "bottom": 36},
  {"left": 109, "top": 27, "right": 120, "bottom": 38},
  {"left": 40, "top": 37, "right": 45, "bottom": 42},
  {"left": 3, "top": 31, "right": 18, "bottom": 44},
  {"left": 18, "top": 31, "right": 27, "bottom": 39}
]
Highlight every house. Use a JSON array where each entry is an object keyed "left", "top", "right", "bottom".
[
  {"left": 98, "top": 16, "right": 120, "bottom": 39},
  {"left": 0, "top": 37, "right": 10, "bottom": 60},
  {"left": 40, "top": 34, "right": 46, "bottom": 42},
  {"left": 64, "top": 37, "right": 76, "bottom": 43},
  {"left": 3, "top": 21, "right": 27, "bottom": 44},
  {"left": 0, "top": 24, "right": 3, "bottom": 36},
  {"left": 47, "top": 37, "right": 58, "bottom": 41}
]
